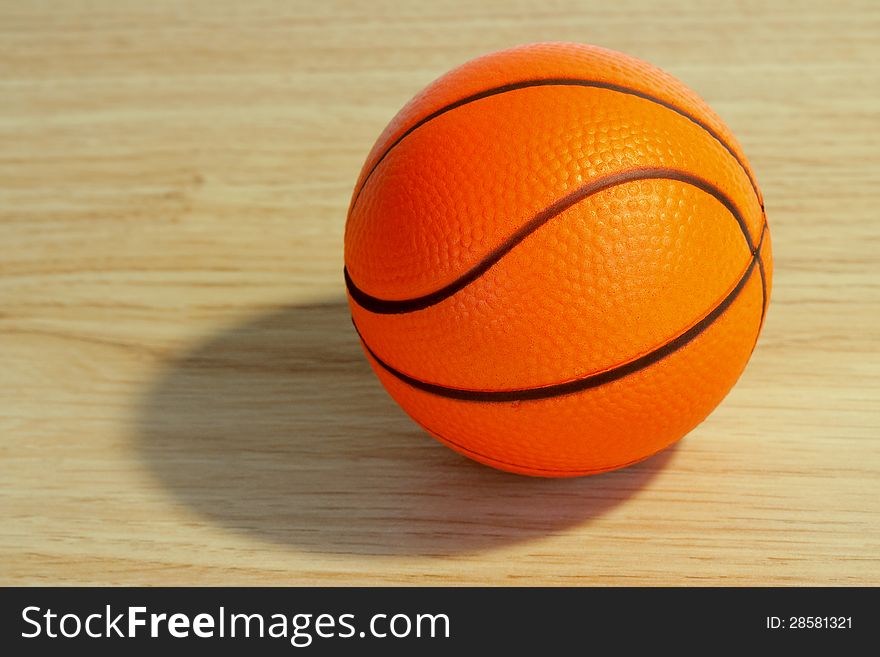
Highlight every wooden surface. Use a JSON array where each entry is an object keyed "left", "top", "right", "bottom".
[{"left": 2, "top": 0, "right": 879, "bottom": 586}]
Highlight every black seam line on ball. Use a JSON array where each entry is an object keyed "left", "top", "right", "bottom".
[
  {"left": 757, "top": 220, "right": 769, "bottom": 326},
  {"left": 345, "top": 167, "right": 756, "bottom": 315},
  {"left": 348, "top": 77, "right": 762, "bottom": 215},
  {"left": 352, "top": 233, "right": 764, "bottom": 404}
]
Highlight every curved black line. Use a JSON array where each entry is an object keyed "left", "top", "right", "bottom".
[
  {"left": 348, "top": 77, "right": 762, "bottom": 214},
  {"left": 346, "top": 167, "right": 755, "bottom": 315},
  {"left": 354, "top": 225, "right": 765, "bottom": 403},
  {"left": 757, "top": 220, "right": 769, "bottom": 326}
]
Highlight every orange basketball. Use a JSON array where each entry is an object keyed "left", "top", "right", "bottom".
[{"left": 344, "top": 42, "right": 772, "bottom": 477}]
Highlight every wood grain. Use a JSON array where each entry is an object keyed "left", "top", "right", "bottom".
[{"left": 2, "top": 0, "right": 878, "bottom": 585}]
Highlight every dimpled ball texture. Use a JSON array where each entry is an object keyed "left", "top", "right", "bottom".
[{"left": 343, "top": 42, "right": 772, "bottom": 477}]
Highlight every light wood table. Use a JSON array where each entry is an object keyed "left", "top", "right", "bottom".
[{"left": 2, "top": 0, "right": 878, "bottom": 585}]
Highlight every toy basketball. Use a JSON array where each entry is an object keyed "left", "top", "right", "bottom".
[{"left": 344, "top": 42, "right": 772, "bottom": 477}]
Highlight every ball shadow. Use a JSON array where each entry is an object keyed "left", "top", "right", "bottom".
[{"left": 134, "top": 299, "right": 677, "bottom": 556}]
